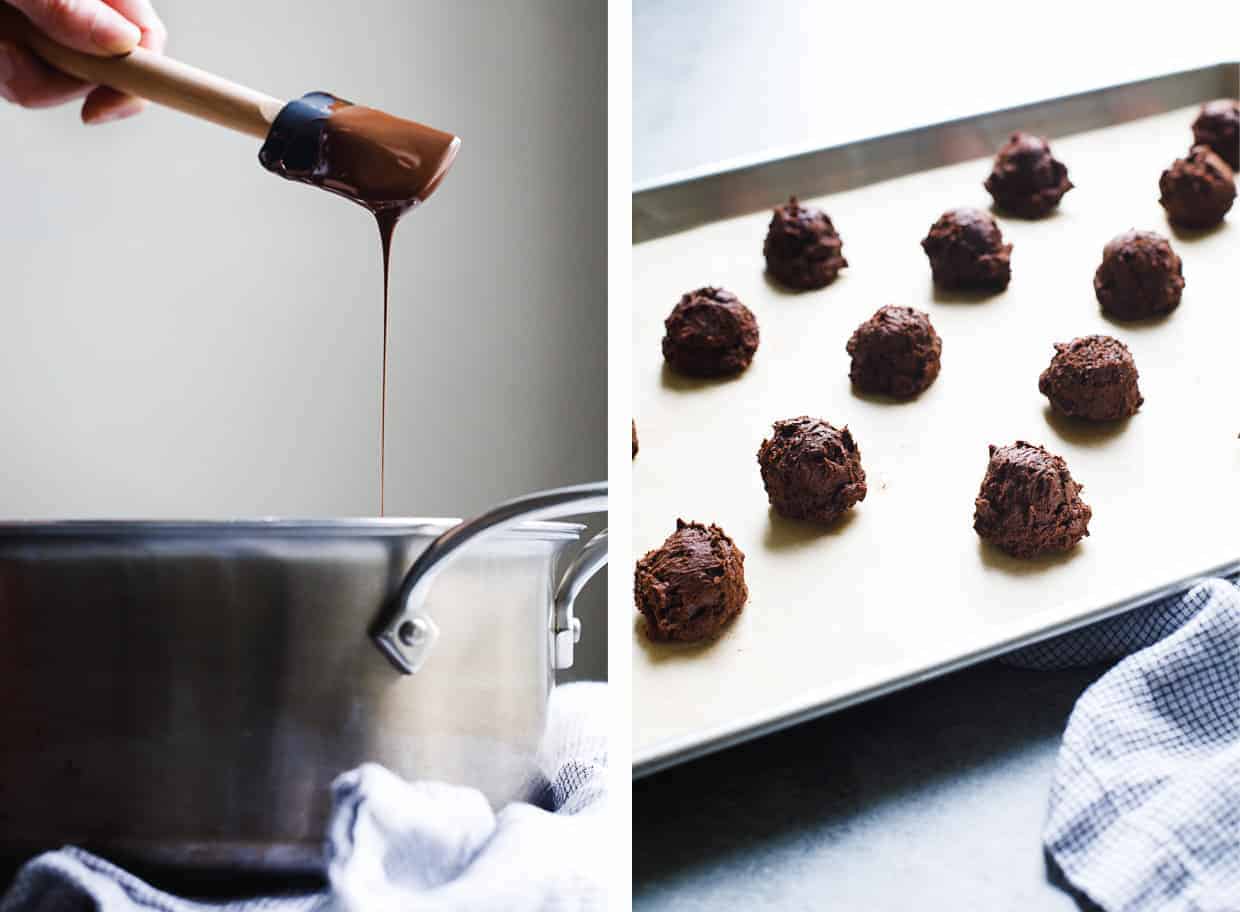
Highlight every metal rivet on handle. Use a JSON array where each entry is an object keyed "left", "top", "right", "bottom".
[{"left": 398, "top": 618, "right": 429, "bottom": 647}]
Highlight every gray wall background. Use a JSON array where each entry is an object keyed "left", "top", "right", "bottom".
[{"left": 0, "top": 0, "right": 607, "bottom": 679}]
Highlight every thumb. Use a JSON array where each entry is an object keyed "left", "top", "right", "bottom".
[{"left": 8, "top": 0, "right": 141, "bottom": 56}]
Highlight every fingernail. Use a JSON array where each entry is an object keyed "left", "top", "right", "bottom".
[
  {"left": 85, "top": 97, "right": 146, "bottom": 124},
  {"left": 0, "top": 42, "right": 16, "bottom": 103},
  {"left": 90, "top": 13, "right": 142, "bottom": 55}
]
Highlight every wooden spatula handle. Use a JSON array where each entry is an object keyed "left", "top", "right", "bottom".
[{"left": 0, "top": 4, "right": 284, "bottom": 139}]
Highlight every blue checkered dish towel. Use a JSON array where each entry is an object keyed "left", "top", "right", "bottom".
[
  {"left": 1009, "top": 576, "right": 1240, "bottom": 911},
  {"left": 0, "top": 682, "right": 608, "bottom": 912}
]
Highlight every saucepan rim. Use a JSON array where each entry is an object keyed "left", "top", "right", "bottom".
[{"left": 0, "top": 518, "right": 585, "bottom": 542}]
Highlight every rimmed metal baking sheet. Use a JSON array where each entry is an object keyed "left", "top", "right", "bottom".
[{"left": 633, "top": 63, "right": 1239, "bottom": 778}]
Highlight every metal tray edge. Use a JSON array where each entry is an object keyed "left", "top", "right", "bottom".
[
  {"left": 632, "top": 61, "right": 1240, "bottom": 778},
  {"left": 633, "top": 61, "right": 1239, "bottom": 243},
  {"left": 634, "top": 558, "right": 1240, "bottom": 778}
]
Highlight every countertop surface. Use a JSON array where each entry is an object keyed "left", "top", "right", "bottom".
[
  {"left": 634, "top": 1, "right": 1238, "bottom": 186},
  {"left": 634, "top": 659, "right": 1103, "bottom": 911}
]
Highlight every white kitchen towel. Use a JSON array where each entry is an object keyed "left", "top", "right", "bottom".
[
  {"left": 0, "top": 681, "right": 608, "bottom": 912},
  {"left": 1039, "top": 579, "right": 1240, "bottom": 911}
]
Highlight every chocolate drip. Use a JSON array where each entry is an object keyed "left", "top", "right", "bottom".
[
  {"left": 258, "top": 92, "right": 460, "bottom": 514},
  {"left": 377, "top": 211, "right": 396, "bottom": 515}
]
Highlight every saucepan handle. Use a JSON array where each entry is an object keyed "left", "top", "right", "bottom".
[
  {"left": 552, "top": 528, "right": 608, "bottom": 670},
  {"left": 371, "top": 481, "right": 608, "bottom": 674}
]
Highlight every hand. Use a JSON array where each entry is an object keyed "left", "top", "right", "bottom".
[{"left": 0, "top": 0, "right": 166, "bottom": 123}]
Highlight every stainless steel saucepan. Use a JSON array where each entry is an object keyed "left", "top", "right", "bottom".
[{"left": 0, "top": 482, "right": 606, "bottom": 873}]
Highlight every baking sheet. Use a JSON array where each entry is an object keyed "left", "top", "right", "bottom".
[{"left": 632, "top": 102, "right": 1240, "bottom": 775}]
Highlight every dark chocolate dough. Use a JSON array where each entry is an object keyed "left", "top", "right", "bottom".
[
  {"left": 1038, "top": 335, "right": 1143, "bottom": 422},
  {"left": 1192, "top": 99, "right": 1240, "bottom": 171},
  {"left": 1093, "top": 230, "right": 1184, "bottom": 321},
  {"left": 763, "top": 197, "right": 848, "bottom": 290},
  {"left": 984, "top": 133, "right": 1073, "bottom": 218},
  {"left": 973, "top": 441, "right": 1091, "bottom": 558},
  {"left": 757, "top": 417, "right": 867, "bottom": 523},
  {"left": 634, "top": 519, "right": 748, "bottom": 642},
  {"left": 661, "top": 287, "right": 759, "bottom": 377},
  {"left": 920, "top": 208, "right": 1013, "bottom": 291},
  {"left": 846, "top": 305, "right": 942, "bottom": 399},
  {"left": 632, "top": 420, "right": 639, "bottom": 459},
  {"left": 1159, "top": 145, "right": 1236, "bottom": 229}
]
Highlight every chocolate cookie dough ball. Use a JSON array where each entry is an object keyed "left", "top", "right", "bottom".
[
  {"left": 984, "top": 133, "right": 1073, "bottom": 218},
  {"left": 757, "top": 417, "right": 867, "bottom": 523},
  {"left": 763, "top": 196, "right": 848, "bottom": 290},
  {"left": 1038, "top": 335, "right": 1143, "bottom": 422},
  {"left": 632, "top": 420, "right": 639, "bottom": 459},
  {"left": 920, "top": 208, "right": 1012, "bottom": 291},
  {"left": 635, "top": 519, "right": 748, "bottom": 642},
  {"left": 846, "top": 305, "right": 942, "bottom": 399},
  {"left": 661, "top": 287, "right": 759, "bottom": 377},
  {"left": 1192, "top": 99, "right": 1239, "bottom": 171},
  {"left": 973, "top": 442, "right": 1091, "bottom": 558},
  {"left": 1159, "top": 145, "right": 1236, "bottom": 228},
  {"left": 1093, "top": 230, "right": 1184, "bottom": 321}
]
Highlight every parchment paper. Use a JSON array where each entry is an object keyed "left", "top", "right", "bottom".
[{"left": 632, "top": 105, "right": 1239, "bottom": 767}]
